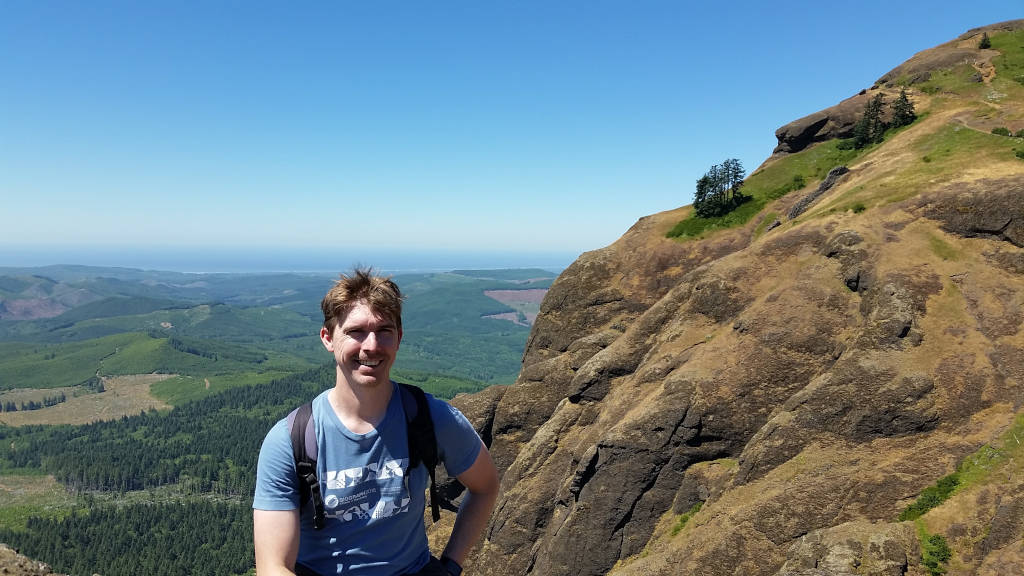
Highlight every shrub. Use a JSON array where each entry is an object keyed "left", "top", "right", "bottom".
[
  {"left": 991, "top": 126, "right": 1011, "bottom": 136},
  {"left": 922, "top": 155, "right": 932, "bottom": 163},
  {"left": 899, "top": 473, "right": 960, "bottom": 521},
  {"left": 852, "top": 202, "right": 866, "bottom": 213},
  {"left": 1015, "top": 129, "right": 1024, "bottom": 138},
  {"left": 1015, "top": 149, "right": 1024, "bottom": 160},
  {"left": 921, "top": 533, "right": 952, "bottom": 576},
  {"left": 979, "top": 32, "right": 991, "bottom": 49},
  {"left": 670, "top": 502, "right": 703, "bottom": 536}
]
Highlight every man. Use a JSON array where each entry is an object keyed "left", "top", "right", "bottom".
[{"left": 254, "top": 269, "right": 499, "bottom": 576}]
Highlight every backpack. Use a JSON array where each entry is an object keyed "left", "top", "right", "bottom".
[{"left": 287, "top": 382, "right": 440, "bottom": 530}]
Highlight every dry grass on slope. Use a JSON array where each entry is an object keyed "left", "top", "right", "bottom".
[{"left": 799, "top": 103, "right": 1023, "bottom": 224}]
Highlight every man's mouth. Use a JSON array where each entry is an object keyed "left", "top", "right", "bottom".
[{"left": 358, "top": 359, "right": 381, "bottom": 367}]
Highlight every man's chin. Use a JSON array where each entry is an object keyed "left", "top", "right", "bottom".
[{"left": 349, "top": 368, "right": 390, "bottom": 387}]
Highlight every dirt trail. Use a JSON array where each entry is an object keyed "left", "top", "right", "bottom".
[{"left": 972, "top": 57, "right": 997, "bottom": 83}]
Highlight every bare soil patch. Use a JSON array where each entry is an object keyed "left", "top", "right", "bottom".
[{"left": 0, "top": 375, "right": 173, "bottom": 426}]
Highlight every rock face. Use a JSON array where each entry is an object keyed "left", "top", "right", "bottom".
[
  {"left": 434, "top": 20, "right": 1024, "bottom": 576},
  {"left": 0, "top": 545, "right": 65, "bottom": 576},
  {"left": 773, "top": 92, "right": 878, "bottom": 155},
  {"left": 787, "top": 165, "right": 850, "bottom": 219}
]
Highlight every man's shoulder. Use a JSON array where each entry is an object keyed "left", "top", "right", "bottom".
[
  {"left": 425, "top": 393, "right": 465, "bottom": 426},
  {"left": 307, "top": 389, "right": 333, "bottom": 422}
]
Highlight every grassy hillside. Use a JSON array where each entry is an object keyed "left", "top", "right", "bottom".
[
  {"left": 806, "top": 122, "right": 1022, "bottom": 219},
  {"left": 667, "top": 26, "right": 1024, "bottom": 242},
  {"left": 665, "top": 138, "right": 867, "bottom": 239},
  {"left": 0, "top": 301, "right": 320, "bottom": 346},
  {"left": 0, "top": 334, "right": 140, "bottom": 391},
  {"left": 0, "top": 331, "right": 310, "bottom": 393}
]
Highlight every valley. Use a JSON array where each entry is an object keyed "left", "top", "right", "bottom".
[{"left": 0, "top": 266, "right": 556, "bottom": 575}]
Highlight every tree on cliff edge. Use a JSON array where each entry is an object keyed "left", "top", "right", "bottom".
[{"left": 694, "top": 158, "right": 747, "bottom": 218}]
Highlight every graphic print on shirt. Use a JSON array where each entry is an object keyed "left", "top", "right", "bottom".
[{"left": 321, "top": 458, "right": 411, "bottom": 522}]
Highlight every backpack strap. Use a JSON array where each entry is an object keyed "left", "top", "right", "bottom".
[
  {"left": 289, "top": 402, "right": 326, "bottom": 530},
  {"left": 399, "top": 383, "right": 441, "bottom": 522}
]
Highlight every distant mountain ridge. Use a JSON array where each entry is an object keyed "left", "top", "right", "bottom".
[{"left": 440, "top": 20, "right": 1024, "bottom": 576}]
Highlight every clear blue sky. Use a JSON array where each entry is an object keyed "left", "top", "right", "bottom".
[{"left": 1, "top": 1, "right": 1019, "bottom": 267}]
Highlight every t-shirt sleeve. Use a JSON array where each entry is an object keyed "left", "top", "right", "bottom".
[
  {"left": 430, "top": 397, "right": 484, "bottom": 478},
  {"left": 253, "top": 418, "right": 301, "bottom": 511}
]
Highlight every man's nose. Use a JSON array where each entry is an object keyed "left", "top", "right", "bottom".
[{"left": 362, "top": 331, "right": 379, "bottom": 350}]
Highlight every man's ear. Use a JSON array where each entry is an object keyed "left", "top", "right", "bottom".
[{"left": 320, "top": 326, "right": 333, "bottom": 351}]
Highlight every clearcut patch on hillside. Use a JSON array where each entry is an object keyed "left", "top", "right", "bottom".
[
  {"left": 0, "top": 375, "right": 172, "bottom": 426},
  {"left": 483, "top": 289, "right": 548, "bottom": 325},
  {"left": 0, "top": 474, "right": 75, "bottom": 531}
]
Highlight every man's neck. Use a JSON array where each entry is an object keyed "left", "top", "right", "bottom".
[{"left": 328, "top": 375, "right": 394, "bottom": 435}]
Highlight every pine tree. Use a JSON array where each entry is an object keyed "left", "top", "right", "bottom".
[
  {"left": 852, "top": 93, "right": 887, "bottom": 149},
  {"left": 868, "top": 94, "right": 887, "bottom": 143},
  {"left": 722, "top": 158, "right": 746, "bottom": 199},
  {"left": 693, "top": 159, "right": 746, "bottom": 218},
  {"left": 852, "top": 109, "right": 872, "bottom": 149},
  {"left": 891, "top": 88, "right": 916, "bottom": 128}
]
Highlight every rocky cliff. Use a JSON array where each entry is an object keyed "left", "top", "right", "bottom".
[
  {"left": 0, "top": 545, "right": 66, "bottom": 576},
  {"left": 435, "top": 20, "right": 1024, "bottom": 576}
]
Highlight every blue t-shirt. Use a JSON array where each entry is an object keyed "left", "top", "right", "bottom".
[{"left": 253, "top": 382, "right": 482, "bottom": 575}]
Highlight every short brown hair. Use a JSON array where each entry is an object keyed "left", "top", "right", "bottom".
[{"left": 320, "top": 268, "right": 404, "bottom": 333}]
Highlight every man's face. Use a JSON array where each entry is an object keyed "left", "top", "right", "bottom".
[{"left": 320, "top": 301, "right": 402, "bottom": 389}]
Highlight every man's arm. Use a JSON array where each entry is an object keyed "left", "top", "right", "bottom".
[
  {"left": 441, "top": 440, "right": 500, "bottom": 566},
  {"left": 254, "top": 508, "right": 301, "bottom": 576}
]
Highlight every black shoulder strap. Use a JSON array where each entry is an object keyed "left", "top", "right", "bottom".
[
  {"left": 399, "top": 383, "right": 440, "bottom": 522},
  {"left": 289, "top": 402, "right": 326, "bottom": 530}
]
